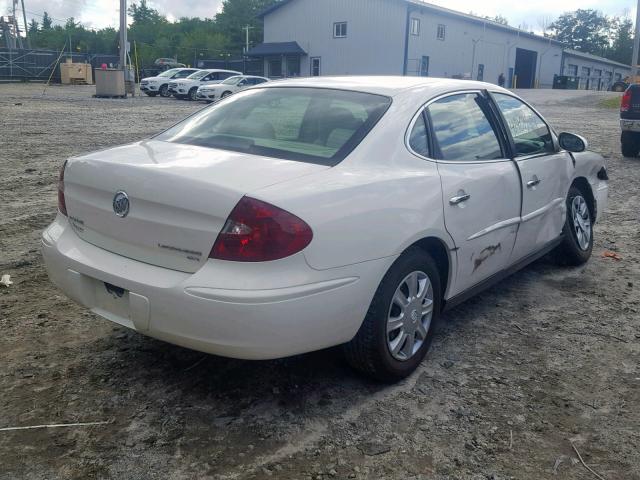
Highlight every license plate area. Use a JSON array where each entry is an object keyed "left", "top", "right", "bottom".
[{"left": 95, "top": 281, "right": 131, "bottom": 323}]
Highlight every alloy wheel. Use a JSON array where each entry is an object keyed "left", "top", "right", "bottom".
[
  {"left": 386, "top": 271, "right": 434, "bottom": 361},
  {"left": 572, "top": 195, "right": 592, "bottom": 251}
]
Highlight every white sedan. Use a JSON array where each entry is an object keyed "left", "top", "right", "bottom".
[
  {"left": 197, "top": 75, "right": 270, "bottom": 102},
  {"left": 169, "top": 69, "right": 241, "bottom": 100},
  {"left": 139, "top": 68, "right": 200, "bottom": 97},
  {"left": 43, "top": 77, "right": 608, "bottom": 381}
]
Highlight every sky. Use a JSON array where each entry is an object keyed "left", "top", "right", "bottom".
[{"left": 0, "top": 0, "right": 636, "bottom": 32}]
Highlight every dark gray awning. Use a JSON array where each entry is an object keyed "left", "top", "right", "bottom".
[{"left": 246, "top": 42, "right": 307, "bottom": 57}]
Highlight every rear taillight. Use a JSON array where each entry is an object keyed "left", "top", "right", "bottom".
[
  {"left": 58, "top": 160, "right": 68, "bottom": 216},
  {"left": 210, "top": 197, "right": 313, "bottom": 262},
  {"left": 621, "top": 89, "right": 632, "bottom": 112}
]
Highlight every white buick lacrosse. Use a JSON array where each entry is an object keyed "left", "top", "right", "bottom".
[{"left": 42, "top": 77, "right": 609, "bottom": 381}]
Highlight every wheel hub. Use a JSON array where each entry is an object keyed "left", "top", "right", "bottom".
[{"left": 386, "top": 271, "right": 434, "bottom": 362}]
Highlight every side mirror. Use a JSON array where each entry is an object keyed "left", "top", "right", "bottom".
[{"left": 558, "top": 132, "right": 588, "bottom": 153}]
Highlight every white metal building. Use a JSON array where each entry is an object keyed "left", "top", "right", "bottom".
[{"left": 249, "top": 0, "right": 631, "bottom": 89}]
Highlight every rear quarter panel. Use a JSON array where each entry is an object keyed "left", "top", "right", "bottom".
[{"left": 251, "top": 97, "right": 454, "bottom": 272}]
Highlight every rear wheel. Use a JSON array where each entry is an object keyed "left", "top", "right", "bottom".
[
  {"left": 621, "top": 131, "right": 640, "bottom": 157},
  {"left": 159, "top": 84, "right": 169, "bottom": 97},
  {"left": 343, "top": 248, "right": 441, "bottom": 382},
  {"left": 553, "top": 186, "right": 594, "bottom": 266}
]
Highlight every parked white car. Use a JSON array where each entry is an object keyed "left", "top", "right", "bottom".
[
  {"left": 43, "top": 77, "right": 608, "bottom": 381},
  {"left": 140, "top": 68, "right": 200, "bottom": 97},
  {"left": 196, "top": 75, "right": 270, "bottom": 102},
  {"left": 169, "top": 69, "right": 242, "bottom": 100}
]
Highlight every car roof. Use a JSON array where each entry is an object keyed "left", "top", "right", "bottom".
[
  {"left": 202, "top": 69, "right": 242, "bottom": 73},
  {"left": 259, "top": 76, "right": 510, "bottom": 97}
]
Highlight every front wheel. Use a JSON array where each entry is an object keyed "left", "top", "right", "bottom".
[
  {"left": 189, "top": 88, "right": 199, "bottom": 101},
  {"left": 343, "top": 248, "right": 441, "bottom": 382},
  {"left": 553, "top": 186, "right": 594, "bottom": 266},
  {"left": 159, "top": 84, "right": 170, "bottom": 97},
  {"left": 221, "top": 91, "right": 232, "bottom": 99}
]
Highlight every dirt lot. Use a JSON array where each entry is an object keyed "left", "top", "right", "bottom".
[{"left": 1, "top": 83, "right": 639, "bottom": 480}]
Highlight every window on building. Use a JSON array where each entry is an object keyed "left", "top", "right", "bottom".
[
  {"left": 427, "top": 93, "right": 503, "bottom": 161},
  {"left": 493, "top": 94, "right": 554, "bottom": 157},
  {"left": 268, "top": 58, "right": 282, "bottom": 77},
  {"left": 411, "top": 18, "right": 420, "bottom": 36},
  {"left": 334, "top": 22, "right": 347, "bottom": 38},
  {"left": 437, "top": 24, "right": 446, "bottom": 41},
  {"left": 567, "top": 64, "right": 578, "bottom": 76}
]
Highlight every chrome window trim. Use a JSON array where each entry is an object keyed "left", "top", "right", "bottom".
[{"left": 404, "top": 89, "right": 513, "bottom": 165}]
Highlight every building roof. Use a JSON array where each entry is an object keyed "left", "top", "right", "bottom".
[
  {"left": 563, "top": 49, "right": 630, "bottom": 69},
  {"left": 246, "top": 41, "right": 307, "bottom": 57},
  {"left": 258, "top": 0, "right": 563, "bottom": 46},
  {"left": 259, "top": 75, "right": 510, "bottom": 97}
]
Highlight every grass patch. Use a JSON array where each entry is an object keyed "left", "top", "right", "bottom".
[{"left": 600, "top": 96, "right": 621, "bottom": 109}]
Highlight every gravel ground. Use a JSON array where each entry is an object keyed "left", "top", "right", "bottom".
[{"left": 0, "top": 83, "right": 639, "bottom": 480}]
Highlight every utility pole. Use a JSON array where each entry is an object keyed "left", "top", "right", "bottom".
[
  {"left": 633, "top": 0, "right": 640, "bottom": 77},
  {"left": 243, "top": 25, "right": 254, "bottom": 54},
  {"left": 20, "top": 0, "right": 29, "bottom": 48},
  {"left": 119, "top": 0, "right": 127, "bottom": 70}
]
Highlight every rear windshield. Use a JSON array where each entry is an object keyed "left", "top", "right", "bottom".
[{"left": 155, "top": 87, "right": 391, "bottom": 165}]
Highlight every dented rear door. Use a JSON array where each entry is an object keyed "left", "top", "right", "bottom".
[{"left": 429, "top": 92, "right": 521, "bottom": 297}]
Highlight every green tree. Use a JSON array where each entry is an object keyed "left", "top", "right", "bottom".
[
  {"left": 549, "top": 9, "right": 612, "bottom": 55},
  {"left": 215, "top": 0, "right": 279, "bottom": 54},
  {"left": 41, "top": 11, "right": 53, "bottom": 30},
  {"left": 608, "top": 16, "right": 634, "bottom": 65},
  {"left": 28, "top": 19, "right": 39, "bottom": 36}
]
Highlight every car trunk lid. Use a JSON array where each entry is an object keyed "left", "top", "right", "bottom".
[{"left": 63, "top": 140, "right": 327, "bottom": 273}]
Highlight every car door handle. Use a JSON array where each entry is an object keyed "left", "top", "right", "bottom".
[
  {"left": 449, "top": 193, "right": 471, "bottom": 205},
  {"left": 527, "top": 178, "right": 541, "bottom": 188}
]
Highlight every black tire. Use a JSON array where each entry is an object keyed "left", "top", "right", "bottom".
[
  {"left": 146, "top": 92, "right": 157, "bottom": 97},
  {"left": 343, "top": 247, "right": 442, "bottom": 382},
  {"left": 159, "top": 85, "right": 169, "bottom": 97},
  {"left": 553, "top": 186, "right": 594, "bottom": 266},
  {"left": 621, "top": 131, "right": 640, "bottom": 157},
  {"left": 221, "top": 91, "right": 232, "bottom": 99},
  {"left": 189, "top": 88, "right": 198, "bottom": 101}
]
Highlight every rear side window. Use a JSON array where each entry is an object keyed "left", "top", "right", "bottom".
[
  {"left": 408, "top": 113, "right": 430, "bottom": 157},
  {"left": 156, "top": 88, "right": 391, "bottom": 166},
  {"left": 427, "top": 93, "right": 503, "bottom": 161},
  {"left": 493, "top": 93, "right": 554, "bottom": 157}
]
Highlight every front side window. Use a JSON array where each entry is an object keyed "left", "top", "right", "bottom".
[
  {"left": 437, "top": 24, "right": 446, "bottom": 41},
  {"left": 334, "top": 22, "right": 347, "bottom": 38},
  {"left": 493, "top": 93, "right": 554, "bottom": 157},
  {"left": 175, "top": 69, "right": 196, "bottom": 78},
  {"left": 156, "top": 88, "right": 391, "bottom": 166},
  {"left": 427, "top": 93, "right": 502, "bottom": 161},
  {"left": 411, "top": 18, "right": 420, "bottom": 36},
  {"left": 187, "top": 70, "right": 209, "bottom": 80}
]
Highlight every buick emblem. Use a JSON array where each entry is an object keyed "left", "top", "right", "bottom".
[{"left": 112, "top": 191, "right": 130, "bottom": 218}]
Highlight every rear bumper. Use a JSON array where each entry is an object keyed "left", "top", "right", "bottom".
[
  {"left": 42, "top": 214, "right": 392, "bottom": 360},
  {"left": 620, "top": 119, "right": 640, "bottom": 132}
]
